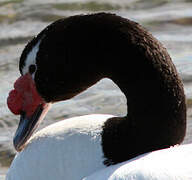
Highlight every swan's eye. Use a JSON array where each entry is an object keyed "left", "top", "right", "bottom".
[{"left": 29, "top": 64, "right": 36, "bottom": 74}]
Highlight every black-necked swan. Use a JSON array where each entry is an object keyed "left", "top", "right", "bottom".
[{"left": 6, "top": 13, "right": 187, "bottom": 180}]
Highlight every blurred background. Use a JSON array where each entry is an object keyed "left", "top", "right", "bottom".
[{"left": 1, "top": 0, "right": 192, "bottom": 179}]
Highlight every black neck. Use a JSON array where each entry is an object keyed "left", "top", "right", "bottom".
[{"left": 23, "top": 13, "right": 186, "bottom": 164}]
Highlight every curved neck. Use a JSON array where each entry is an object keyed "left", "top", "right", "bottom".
[
  {"left": 34, "top": 13, "right": 186, "bottom": 164},
  {"left": 35, "top": 12, "right": 186, "bottom": 131}
]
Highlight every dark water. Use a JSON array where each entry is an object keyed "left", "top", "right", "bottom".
[{"left": 1, "top": 0, "right": 192, "bottom": 178}]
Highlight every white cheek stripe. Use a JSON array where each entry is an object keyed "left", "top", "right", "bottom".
[{"left": 22, "top": 39, "right": 42, "bottom": 79}]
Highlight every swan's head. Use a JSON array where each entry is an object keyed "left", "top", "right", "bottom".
[
  {"left": 7, "top": 37, "right": 54, "bottom": 152},
  {"left": 6, "top": 15, "right": 102, "bottom": 152}
]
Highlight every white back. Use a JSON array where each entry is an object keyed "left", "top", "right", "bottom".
[
  {"left": 6, "top": 114, "right": 114, "bottom": 180},
  {"left": 6, "top": 115, "right": 192, "bottom": 180},
  {"left": 83, "top": 144, "right": 192, "bottom": 180}
]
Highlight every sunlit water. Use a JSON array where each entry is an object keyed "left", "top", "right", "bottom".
[{"left": 1, "top": 0, "right": 192, "bottom": 178}]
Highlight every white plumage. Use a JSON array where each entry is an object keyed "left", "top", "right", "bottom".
[
  {"left": 6, "top": 114, "right": 192, "bottom": 180},
  {"left": 84, "top": 143, "right": 192, "bottom": 180},
  {"left": 6, "top": 114, "right": 113, "bottom": 180}
]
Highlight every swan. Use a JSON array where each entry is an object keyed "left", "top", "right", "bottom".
[{"left": 6, "top": 13, "right": 187, "bottom": 180}]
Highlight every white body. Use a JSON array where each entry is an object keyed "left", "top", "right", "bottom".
[
  {"left": 84, "top": 144, "right": 192, "bottom": 180},
  {"left": 6, "top": 114, "right": 192, "bottom": 180},
  {"left": 6, "top": 114, "right": 114, "bottom": 180}
]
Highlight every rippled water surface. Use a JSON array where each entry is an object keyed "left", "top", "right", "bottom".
[{"left": 1, "top": 0, "right": 192, "bottom": 178}]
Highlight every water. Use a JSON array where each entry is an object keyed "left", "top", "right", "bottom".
[{"left": 1, "top": 0, "right": 192, "bottom": 178}]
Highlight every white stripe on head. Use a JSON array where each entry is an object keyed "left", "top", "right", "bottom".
[{"left": 22, "top": 39, "right": 42, "bottom": 79}]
